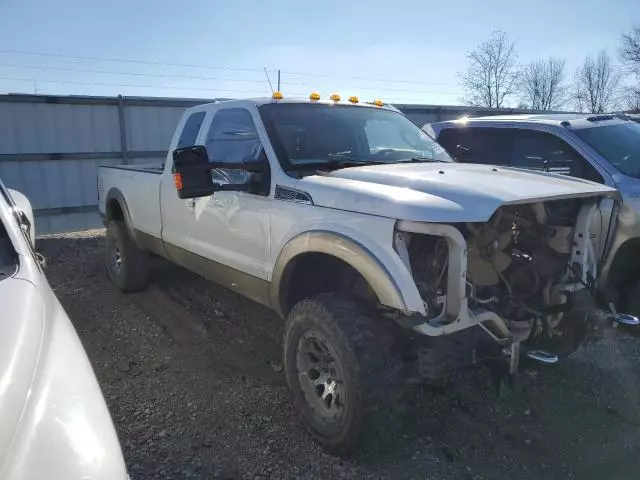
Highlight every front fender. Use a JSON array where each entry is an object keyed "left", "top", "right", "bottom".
[
  {"left": 270, "top": 228, "right": 425, "bottom": 317},
  {"left": 600, "top": 202, "right": 640, "bottom": 304}
]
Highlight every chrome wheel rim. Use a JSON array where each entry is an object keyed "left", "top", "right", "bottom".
[{"left": 296, "top": 331, "right": 345, "bottom": 421}]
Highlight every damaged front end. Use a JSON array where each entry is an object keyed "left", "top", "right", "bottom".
[{"left": 394, "top": 196, "right": 636, "bottom": 382}]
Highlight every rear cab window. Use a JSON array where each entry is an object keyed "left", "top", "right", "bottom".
[{"left": 177, "top": 111, "right": 206, "bottom": 149}]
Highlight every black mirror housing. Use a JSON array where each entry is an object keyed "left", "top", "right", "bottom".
[
  {"left": 171, "top": 145, "right": 268, "bottom": 199},
  {"left": 172, "top": 145, "right": 217, "bottom": 199}
]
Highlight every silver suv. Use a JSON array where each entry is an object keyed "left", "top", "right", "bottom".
[{"left": 427, "top": 114, "right": 640, "bottom": 317}]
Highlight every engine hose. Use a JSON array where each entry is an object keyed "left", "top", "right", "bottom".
[{"left": 495, "top": 264, "right": 513, "bottom": 296}]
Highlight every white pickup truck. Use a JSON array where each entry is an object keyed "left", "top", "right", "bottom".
[{"left": 98, "top": 95, "right": 636, "bottom": 454}]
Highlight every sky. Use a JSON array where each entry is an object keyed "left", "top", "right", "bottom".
[{"left": 0, "top": 0, "right": 637, "bottom": 106}]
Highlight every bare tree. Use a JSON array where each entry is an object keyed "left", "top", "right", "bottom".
[
  {"left": 620, "top": 27, "right": 640, "bottom": 112},
  {"left": 573, "top": 51, "right": 621, "bottom": 113},
  {"left": 620, "top": 27, "right": 640, "bottom": 72},
  {"left": 622, "top": 85, "right": 640, "bottom": 112},
  {"left": 520, "top": 58, "right": 567, "bottom": 110},
  {"left": 460, "top": 31, "right": 520, "bottom": 108}
]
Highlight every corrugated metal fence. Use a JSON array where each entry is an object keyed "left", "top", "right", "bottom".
[{"left": 0, "top": 93, "right": 547, "bottom": 234}]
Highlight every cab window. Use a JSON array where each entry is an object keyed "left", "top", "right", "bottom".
[
  {"left": 437, "top": 127, "right": 509, "bottom": 164},
  {"left": 177, "top": 111, "right": 206, "bottom": 148},
  {"left": 507, "top": 129, "right": 603, "bottom": 183},
  {"left": 205, "top": 108, "right": 263, "bottom": 186},
  {"left": 438, "top": 126, "right": 603, "bottom": 183}
]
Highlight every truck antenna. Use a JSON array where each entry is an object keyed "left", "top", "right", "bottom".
[{"left": 264, "top": 67, "right": 274, "bottom": 93}]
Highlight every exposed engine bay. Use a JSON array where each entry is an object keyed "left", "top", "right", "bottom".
[{"left": 403, "top": 198, "right": 608, "bottom": 352}]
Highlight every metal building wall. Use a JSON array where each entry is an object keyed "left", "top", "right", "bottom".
[
  {"left": 0, "top": 94, "right": 210, "bottom": 233},
  {"left": 0, "top": 93, "right": 553, "bottom": 234}
]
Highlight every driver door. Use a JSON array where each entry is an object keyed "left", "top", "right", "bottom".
[{"left": 185, "top": 106, "right": 271, "bottom": 304}]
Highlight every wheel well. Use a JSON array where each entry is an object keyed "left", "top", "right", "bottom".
[
  {"left": 607, "top": 238, "right": 640, "bottom": 307},
  {"left": 281, "top": 253, "right": 378, "bottom": 315},
  {"left": 106, "top": 198, "right": 125, "bottom": 222}
]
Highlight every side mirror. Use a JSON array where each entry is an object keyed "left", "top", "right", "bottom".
[
  {"left": 172, "top": 145, "right": 267, "bottom": 199},
  {"left": 8, "top": 189, "right": 35, "bottom": 246},
  {"left": 172, "top": 145, "right": 218, "bottom": 199}
]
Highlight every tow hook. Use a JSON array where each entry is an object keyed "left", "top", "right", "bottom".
[
  {"left": 607, "top": 303, "right": 640, "bottom": 327},
  {"left": 490, "top": 343, "right": 558, "bottom": 396},
  {"left": 525, "top": 350, "right": 559, "bottom": 364},
  {"left": 502, "top": 343, "right": 559, "bottom": 375}
]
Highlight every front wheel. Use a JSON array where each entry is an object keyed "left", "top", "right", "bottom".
[{"left": 283, "top": 293, "right": 400, "bottom": 455}]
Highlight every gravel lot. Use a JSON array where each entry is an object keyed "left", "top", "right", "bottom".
[{"left": 39, "top": 229, "right": 640, "bottom": 480}]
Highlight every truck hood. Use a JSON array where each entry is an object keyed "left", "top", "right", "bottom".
[{"left": 299, "top": 162, "right": 617, "bottom": 222}]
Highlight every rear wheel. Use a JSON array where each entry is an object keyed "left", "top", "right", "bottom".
[
  {"left": 105, "top": 220, "right": 149, "bottom": 292},
  {"left": 283, "top": 293, "right": 400, "bottom": 455}
]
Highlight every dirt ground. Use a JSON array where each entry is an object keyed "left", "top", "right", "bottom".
[{"left": 39, "top": 229, "right": 640, "bottom": 480}]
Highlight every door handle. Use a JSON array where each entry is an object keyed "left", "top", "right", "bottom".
[{"left": 187, "top": 199, "right": 196, "bottom": 214}]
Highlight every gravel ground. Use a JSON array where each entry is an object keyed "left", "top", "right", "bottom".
[{"left": 39, "top": 229, "right": 640, "bottom": 480}]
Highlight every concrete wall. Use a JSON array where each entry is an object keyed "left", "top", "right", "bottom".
[{"left": 0, "top": 93, "right": 554, "bottom": 234}]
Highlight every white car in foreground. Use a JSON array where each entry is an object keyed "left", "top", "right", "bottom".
[{"left": 0, "top": 179, "right": 127, "bottom": 479}]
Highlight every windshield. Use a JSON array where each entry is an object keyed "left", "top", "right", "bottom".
[
  {"left": 574, "top": 122, "right": 640, "bottom": 178},
  {"left": 258, "top": 103, "right": 452, "bottom": 172}
]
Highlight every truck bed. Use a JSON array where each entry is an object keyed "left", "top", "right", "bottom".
[
  {"left": 98, "top": 164, "right": 164, "bottom": 239},
  {"left": 100, "top": 164, "right": 164, "bottom": 175}
]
